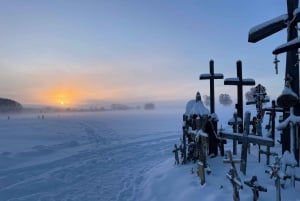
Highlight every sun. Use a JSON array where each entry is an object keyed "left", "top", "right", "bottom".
[{"left": 60, "top": 100, "right": 65, "bottom": 105}]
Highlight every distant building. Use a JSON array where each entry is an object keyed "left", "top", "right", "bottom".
[{"left": 144, "top": 103, "right": 155, "bottom": 110}]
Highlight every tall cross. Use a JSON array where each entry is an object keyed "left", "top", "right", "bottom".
[
  {"left": 249, "top": 0, "right": 300, "bottom": 160},
  {"left": 219, "top": 112, "right": 274, "bottom": 175},
  {"left": 224, "top": 61, "right": 255, "bottom": 133},
  {"left": 199, "top": 60, "right": 224, "bottom": 114}
]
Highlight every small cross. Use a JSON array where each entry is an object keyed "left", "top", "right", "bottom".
[{"left": 273, "top": 55, "right": 280, "bottom": 74}]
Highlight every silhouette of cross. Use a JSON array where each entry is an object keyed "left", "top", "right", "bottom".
[
  {"left": 199, "top": 60, "right": 224, "bottom": 114},
  {"left": 224, "top": 61, "right": 255, "bottom": 133}
]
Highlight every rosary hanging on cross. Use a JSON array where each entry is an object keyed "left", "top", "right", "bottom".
[{"left": 273, "top": 55, "right": 279, "bottom": 74}]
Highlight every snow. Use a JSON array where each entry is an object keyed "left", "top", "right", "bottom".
[
  {"left": 273, "top": 37, "right": 300, "bottom": 54},
  {"left": 277, "top": 107, "right": 300, "bottom": 130},
  {"left": 225, "top": 77, "right": 239, "bottom": 82},
  {"left": 249, "top": 14, "right": 288, "bottom": 36},
  {"left": 0, "top": 109, "right": 300, "bottom": 201},
  {"left": 185, "top": 99, "right": 210, "bottom": 116}
]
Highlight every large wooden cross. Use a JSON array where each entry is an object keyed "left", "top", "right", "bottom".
[
  {"left": 219, "top": 112, "right": 274, "bottom": 175},
  {"left": 249, "top": 0, "right": 300, "bottom": 159},
  {"left": 199, "top": 60, "right": 224, "bottom": 114},
  {"left": 224, "top": 61, "right": 255, "bottom": 133}
]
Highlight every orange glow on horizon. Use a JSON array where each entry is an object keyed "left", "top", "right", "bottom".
[
  {"left": 38, "top": 86, "right": 83, "bottom": 107},
  {"left": 36, "top": 84, "right": 124, "bottom": 107}
]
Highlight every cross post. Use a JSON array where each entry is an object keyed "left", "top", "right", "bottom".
[
  {"left": 228, "top": 112, "right": 243, "bottom": 155},
  {"left": 224, "top": 61, "right": 255, "bottom": 133}
]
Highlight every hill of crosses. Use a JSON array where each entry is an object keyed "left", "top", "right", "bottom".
[{"left": 172, "top": 1, "right": 300, "bottom": 201}]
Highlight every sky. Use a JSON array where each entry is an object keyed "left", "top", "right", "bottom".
[{"left": 0, "top": 0, "right": 292, "bottom": 107}]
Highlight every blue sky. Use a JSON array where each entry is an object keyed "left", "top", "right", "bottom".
[{"left": 0, "top": 0, "right": 290, "bottom": 106}]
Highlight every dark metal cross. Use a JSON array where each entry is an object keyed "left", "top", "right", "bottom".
[
  {"left": 199, "top": 60, "right": 224, "bottom": 114},
  {"left": 219, "top": 112, "right": 274, "bottom": 175},
  {"left": 224, "top": 61, "right": 255, "bottom": 133}
]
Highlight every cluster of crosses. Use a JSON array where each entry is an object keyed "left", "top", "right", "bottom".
[{"left": 174, "top": 1, "right": 300, "bottom": 200}]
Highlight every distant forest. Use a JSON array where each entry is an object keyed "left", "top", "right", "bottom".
[{"left": 0, "top": 98, "right": 23, "bottom": 113}]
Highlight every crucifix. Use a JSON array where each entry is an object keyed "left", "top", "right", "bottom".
[
  {"left": 219, "top": 111, "right": 274, "bottom": 175},
  {"left": 249, "top": 0, "right": 300, "bottom": 161},
  {"left": 200, "top": 60, "right": 225, "bottom": 156},
  {"left": 224, "top": 60, "right": 255, "bottom": 133}
]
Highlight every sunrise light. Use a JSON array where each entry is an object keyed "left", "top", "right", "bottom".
[{"left": 38, "top": 86, "right": 83, "bottom": 107}]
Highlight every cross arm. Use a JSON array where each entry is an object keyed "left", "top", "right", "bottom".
[
  {"left": 219, "top": 131, "right": 274, "bottom": 147},
  {"left": 248, "top": 14, "right": 288, "bottom": 43},
  {"left": 246, "top": 135, "right": 274, "bottom": 147},
  {"left": 263, "top": 106, "right": 284, "bottom": 113},
  {"left": 273, "top": 37, "right": 300, "bottom": 55},
  {"left": 219, "top": 131, "right": 243, "bottom": 141},
  {"left": 199, "top": 73, "right": 224, "bottom": 80},
  {"left": 224, "top": 78, "right": 255, "bottom": 85}
]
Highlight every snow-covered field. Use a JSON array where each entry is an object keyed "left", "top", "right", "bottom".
[
  {"left": 0, "top": 109, "right": 182, "bottom": 201},
  {"left": 0, "top": 108, "right": 300, "bottom": 201}
]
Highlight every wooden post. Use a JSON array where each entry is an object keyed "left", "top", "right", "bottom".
[
  {"left": 228, "top": 112, "right": 243, "bottom": 155},
  {"left": 182, "top": 126, "right": 187, "bottom": 164},
  {"left": 197, "top": 161, "right": 206, "bottom": 185}
]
